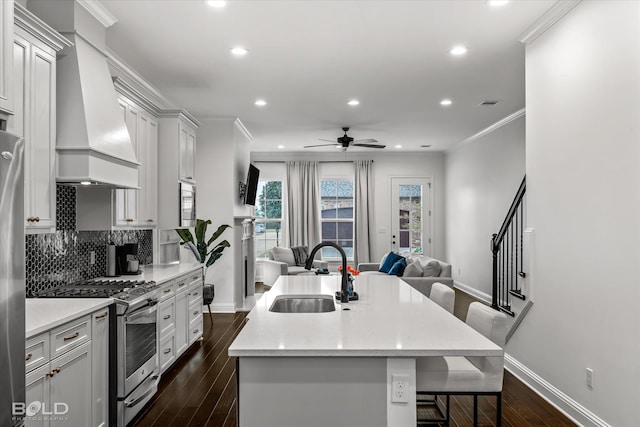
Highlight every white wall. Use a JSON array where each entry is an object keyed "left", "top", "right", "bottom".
[
  {"left": 196, "top": 119, "right": 236, "bottom": 312},
  {"left": 445, "top": 115, "right": 525, "bottom": 298},
  {"left": 508, "top": 2, "right": 640, "bottom": 426},
  {"left": 251, "top": 151, "right": 446, "bottom": 263}
]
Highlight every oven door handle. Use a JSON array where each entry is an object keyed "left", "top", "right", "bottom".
[
  {"left": 124, "top": 374, "right": 160, "bottom": 408},
  {"left": 125, "top": 304, "right": 158, "bottom": 322}
]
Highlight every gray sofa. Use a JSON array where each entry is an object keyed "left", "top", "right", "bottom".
[
  {"left": 261, "top": 247, "right": 328, "bottom": 287},
  {"left": 358, "top": 253, "right": 453, "bottom": 298}
]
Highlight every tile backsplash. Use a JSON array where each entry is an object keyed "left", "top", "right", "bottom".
[{"left": 26, "top": 185, "right": 153, "bottom": 296}]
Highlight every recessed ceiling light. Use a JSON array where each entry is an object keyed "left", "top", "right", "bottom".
[
  {"left": 206, "top": 0, "right": 227, "bottom": 7},
  {"left": 395, "top": 145, "right": 403, "bottom": 149},
  {"left": 347, "top": 99, "right": 360, "bottom": 106},
  {"left": 277, "top": 145, "right": 285, "bottom": 149},
  {"left": 440, "top": 99, "right": 453, "bottom": 106},
  {"left": 488, "top": 0, "right": 509, "bottom": 6},
  {"left": 230, "top": 47, "right": 248, "bottom": 56},
  {"left": 80, "top": 181, "right": 92, "bottom": 186},
  {"left": 449, "top": 45, "right": 468, "bottom": 56},
  {"left": 254, "top": 99, "right": 267, "bottom": 106}
]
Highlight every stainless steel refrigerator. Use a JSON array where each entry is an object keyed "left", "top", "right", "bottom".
[{"left": 0, "top": 129, "right": 25, "bottom": 427}]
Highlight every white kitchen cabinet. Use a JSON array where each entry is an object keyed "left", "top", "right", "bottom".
[
  {"left": 115, "top": 99, "right": 140, "bottom": 226},
  {"left": 157, "top": 111, "right": 201, "bottom": 228},
  {"left": 8, "top": 7, "right": 68, "bottom": 233},
  {"left": 25, "top": 308, "right": 109, "bottom": 427},
  {"left": 0, "top": 0, "right": 13, "bottom": 115},
  {"left": 91, "top": 310, "right": 109, "bottom": 427},
  {"left": 156, "top": 268, "right": 203, "bottom": 373}
]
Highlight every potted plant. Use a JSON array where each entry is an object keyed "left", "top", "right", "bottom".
[{"left": 176, "top": 219, "right": 231, "bottom": 311}]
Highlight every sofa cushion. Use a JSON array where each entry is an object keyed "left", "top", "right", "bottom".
[
  {"left": 379, "top": 252, "right": 403, "bottom": 273},
  {"left": 388, "top": 258, "right": 407, "bottom": 276},
  {"left": 421, "top": 259, "right": 442, "bottom": 277},
  {"left": 286, "top": 266, "right": 311, "bottom": 275},
  {"left": 271, "top": 247, "right": 296, "bottom": 266},
  {"left": 403, "top": 260, "right": 423, "bottom": 277},
  {"left": 291, "top": 245, "right": 309, "bottom": 266}
]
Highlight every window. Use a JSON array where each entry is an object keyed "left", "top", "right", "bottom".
[
  {"left": 320, "top": 179, "right": 354, "bottom": 259},
  {"left": 255, "top": 180, "right": 283, "bottom": 258}
]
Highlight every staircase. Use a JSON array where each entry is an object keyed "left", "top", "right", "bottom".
[{"left": 491, "top": 176, "right": 533, "bottom": 342}]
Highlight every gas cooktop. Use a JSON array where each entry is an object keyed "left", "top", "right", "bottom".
[{"left": 35, "top": 279, "right": 159, "bottom": 303}]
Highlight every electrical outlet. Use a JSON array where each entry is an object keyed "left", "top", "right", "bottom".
[
  {"left": 391, "top": 374, "right": 410, "bottom": 403},
  {"left": 90, "top": 251, "right": 95, "bottom": 265},
  {"left": 586, "top": 368, "right": 594, "bottom": 389}
]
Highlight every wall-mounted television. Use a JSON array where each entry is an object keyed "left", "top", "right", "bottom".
[{"left": 243, "top": 164, "right": 260, "bottom": 206}]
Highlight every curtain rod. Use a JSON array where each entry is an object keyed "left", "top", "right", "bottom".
[{"left": 252, "top": 160, "right": 374, "bottom": 164}]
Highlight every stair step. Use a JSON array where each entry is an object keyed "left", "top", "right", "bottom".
[{"left": 509, "top": 290, "right": 526, "bottom": 300}]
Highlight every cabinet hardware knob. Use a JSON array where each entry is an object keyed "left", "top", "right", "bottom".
[
  {"left": 178, "top": 283, "right": 185, "bottom": 287},
  {"left": 163, "top": 349, "right": 171, "bottom": 354},
  {"left": 52, "top": 367, "right": 61, "bottom": 373},
  {"left": 186, "top": 176, "right": 193, "bottom": 180},
  {"left": 26, "top": 353, "right": 32, "bottom": 361},
  {"left": 163, "top": 315, "right": 171, "bottom": 320},
  {"left": 193, "top": 329, "right": 198, "bottom": 334},
  {"left": 147, "top": 219, "right": 154, "bottom": 222},
  {"left": 46, "top": 371, "right": 55, "bottom": 378},
  {"left": 63, "top": 332, "right": 79, "bottom": 341},
  {"left": 193, "top": 292, "right": 199, "bottom": 296},
  {"left": 26, "top": 217, "right": 33, "bottom": 222},
  {"left": 164, "top": 289, "right": 172, "bottom": 293},
  {"left": 193, "top": 311, "right": 199, "bottom": 315},
  {"left": 95, "top": 312, "right": 108, "bottom": 319},
  {"left": 35, "top": 217, "right": 40, "bottom": 222},
  {"left": 193, "top": 276, "right": 199, "bottom": 280}
]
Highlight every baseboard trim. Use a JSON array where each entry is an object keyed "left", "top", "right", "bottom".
[
  {"left": 504, "top": 354, "right": 610, "bottom": 427},
  {"left": 453, "top": 280, "right": 492, "bottom": 304},
  {"left": 209, "top": 303, "right": 236, "bottom": 313}
]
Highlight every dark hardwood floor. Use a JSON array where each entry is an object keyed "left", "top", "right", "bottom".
[{"left": 132, "top": 309, "right": 575, "bottom": 427}]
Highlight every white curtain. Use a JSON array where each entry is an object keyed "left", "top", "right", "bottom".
[
  {"left": 286, "top": 161, "right": 320, "bottom": 248},
  {"left": 354, "top": 160, "right": 373, "bottom": 265}
]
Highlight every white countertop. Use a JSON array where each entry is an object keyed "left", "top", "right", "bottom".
[
  {"left": 125, "top": 262, "right": 203, "bottom": 284},
  {"left": 26, "top": 299, "right": 113, "bottom": 338},
  {"left": 228, "top": 274, "right": 503, "bottom": 357}
]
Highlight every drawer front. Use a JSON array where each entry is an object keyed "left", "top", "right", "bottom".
[
  {"left": 159, "top": 333, "right": 176, "bottom": 373},
  {"left": 158, "top": 298, "right": 176, "bottom": 337},
  {"left": 187, "top": 282, "right": 202, "bottom": 306},
  {"left": 188, "top": 299, "right": 203, "bottom": 325},
  {"left": 188, "top": 315, "right": 203, "bottom": 345},
  {"left": 50, "top": 316, "right": 91, "bottom": 359},
  {"left": 175, "top": 274, "right": 190, "bottom": 294},
  {"left": 159, "top": 279, "right": 176, "bottom": 301},
  {"left": 25, "top": 333, "right": 50, "bottom": 373},
  {"left": 188, "top": 270, "right": 203, "bottom": 287}
]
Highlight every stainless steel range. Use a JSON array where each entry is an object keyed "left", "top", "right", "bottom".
[{"left": 36, "top": 279, "right": 160, "bottom": 427}]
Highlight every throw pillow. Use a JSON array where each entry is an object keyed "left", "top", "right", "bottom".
[
  {"left": 271, "top": 247, "right": 296, "bottom": 266},
  {"left": 291, "top": 246, "right": 309, "bottom": 266},
  {"left": 402, "top": 260, "right": 423, "bottom": 277},
  {"left": 421, "top": 259, "right": 442, "bottom": 277},
  {"left": 379, "top": 252, "right": 403, "bottom": 273},
  {"left": 388, "top": 258, "right": 407, "bottom": 276}
]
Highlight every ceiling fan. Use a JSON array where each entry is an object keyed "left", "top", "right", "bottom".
[{"left": 304, "top": 127, "right": 385, "bottom": 151}]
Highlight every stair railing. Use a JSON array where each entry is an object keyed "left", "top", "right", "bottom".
[{"left": 491, "top": 176, "right": 526, "bottom": 316}]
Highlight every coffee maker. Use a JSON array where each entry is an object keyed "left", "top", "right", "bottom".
[{"left": 116, "top": 243, "right": 139, "bottom": 275}]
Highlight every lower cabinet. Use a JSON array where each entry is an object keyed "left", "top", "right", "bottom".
[
  {"left": 158, "top": 268, "right": 204, "bottom": 374},
  {"left": 25, "top": 308, "right": 109, "bottom": 427}
]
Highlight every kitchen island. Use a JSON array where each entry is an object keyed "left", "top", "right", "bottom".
[{"left": 229, "top": 274, "right": 503, "bottom": 427}]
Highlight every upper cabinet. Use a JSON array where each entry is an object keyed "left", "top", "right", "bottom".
[
  {"left": 0, "top": 0, "right": 14, "bottom": 116},
  {"left": 158, "top": 111, "right": 201, "bottom": 228},
  {"left": 7, "top": 4, "right": 70, "bottom": 233}
]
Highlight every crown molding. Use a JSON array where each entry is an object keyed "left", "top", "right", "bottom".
[
  {"left": 112, "top": 77, "right": 163, "bottom": 117},
  {"left": 453, "top": 108, "right": 525, "bottom": 150},
  {"left": 234, "top": 118, "right": 254, "bottom": 142},
  {"left": 520, "top": 0, "right": 582, "bottom": 45},
  {"left": 157, "top": 110, "right": 203, "bottom": 128},
  {"left": 77, "top": 0, "right": 118, "bottom": 28},
  {"left": 14, "top": 3, "right": 72, "bottom": 52}
]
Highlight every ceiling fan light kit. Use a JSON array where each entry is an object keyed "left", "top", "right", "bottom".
[{"left": 303, "top": 127, "right": 386, "bottom": 151}]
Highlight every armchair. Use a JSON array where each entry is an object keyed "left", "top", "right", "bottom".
[{"left": 261, "top": 247, "right": 328, "bottom": 287}]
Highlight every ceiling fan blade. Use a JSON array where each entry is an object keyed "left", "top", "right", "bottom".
[
  {"left": 304, "top": 143, "right": 340, "bottom": 148},
  {"left": 353, "top": 138, "right": 378, "bottom": 143},
  {"left": 318, "top": 138, "right": 337, "bottom": 143},
  {"left": 352, "top": 143, "right": 386, "bottom": 149}
]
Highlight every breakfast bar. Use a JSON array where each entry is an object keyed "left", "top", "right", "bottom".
[{"left": 229, "top": 274, "right": 503, "bottom": 427}]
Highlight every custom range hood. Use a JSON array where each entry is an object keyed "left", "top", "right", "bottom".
[{"left": 29, "top": 0, "right": 139, "bottom": 189}]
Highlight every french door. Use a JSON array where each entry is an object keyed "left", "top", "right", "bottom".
[{"left": 390, "top": 177, "right": 431, "bottom": 255}]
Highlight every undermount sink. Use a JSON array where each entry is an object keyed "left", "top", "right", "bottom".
[{"left": 269, "top": 295, "right": 336, "bottom": 313}]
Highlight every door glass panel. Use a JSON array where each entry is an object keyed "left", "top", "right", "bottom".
[{"left": 392, "top": 181, "right": 427, "bottom": 255}]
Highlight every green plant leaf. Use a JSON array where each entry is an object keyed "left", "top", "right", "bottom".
[
  {"left": 195, "top": 219, "right": 211, "bottom": 245},
  {"left": 207, "top": 224, "right": 231, "bottom": 247},
  {"left": 206, "top": 251, "right": 224, "bottom": 267},
  {"left": 207, "top": 239, "right": 231, "bottom": 255},
  {"left": 175, "top": 228, "right": 194, "bottom": 245}
]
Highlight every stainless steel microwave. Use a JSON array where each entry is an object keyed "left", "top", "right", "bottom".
[{"left": 179, "top": 182, "right": 196, "bottom": 227}]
